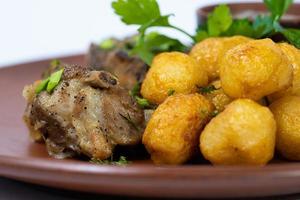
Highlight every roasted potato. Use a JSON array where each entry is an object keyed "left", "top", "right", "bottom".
[
  {"left": 220, "top": 39, "right": 293, "bottom": 100},
  {"left": 189, "top": 36, "right": 252, "bottom": 81},
  {"left": 268, "top": 43, "right": 300, "bottom": 102},
  {"left": 201, "top": 80, "right": 232, "bottom": 112},
  {"left": 200, "top": 99, "right": 276, "bottom": 165},
  {"left": 269, "top": 96, "right": 300, "bottom": 160},
  {"left": 141, "top": 52, "right": 208, "bottom": 104},
  {"left": 143, "top": 94, "right": 213, "bottom": 164}
]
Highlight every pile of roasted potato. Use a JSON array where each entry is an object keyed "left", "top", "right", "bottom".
[{"left": 140, "top": 36, "right": 300, "bottom": 165}]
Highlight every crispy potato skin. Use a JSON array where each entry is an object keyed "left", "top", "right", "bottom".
[
  {"left": 143, "top": 94, "right": 213, "bottom": 165},
  {"left": 269, "top": 96, "right": 300, "bottom": 160},
  {"left": 189, "top": 36, "right": 252, "bottom": 81},
  {"left": 202, "top": 80, "right": 232, "bottom": 112},
  {"left": 141, "top": 52, "right": 208, "bottom": 104},
  {"left": 220, "top": 39, "right": 293, "bottom": 100},
  {"left": 200, "top": 99, "right": 276, "bottom": 165},
  {"left": 268, "top": 43, "right": 300, "bottom": 102}
]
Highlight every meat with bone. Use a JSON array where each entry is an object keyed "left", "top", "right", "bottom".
[
  {"left": 86, "top": 40, "right": 148, "bottom": 90},
  {"left": 41, "top": 37, "right": 148, "bottom": 90},
  {"left": 23, "top": 65, "right": 145, "bottom": 159}
]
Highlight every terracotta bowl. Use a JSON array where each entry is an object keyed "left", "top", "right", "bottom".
[{"left": 197, "top": 3, "right": 300, "bottom": 28}]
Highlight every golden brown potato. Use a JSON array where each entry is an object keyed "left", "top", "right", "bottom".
[
  {"left": 141, "top": 52, "right": 208, "bottom": 104},
  {"left": 268, "top": 43, "right": 300, "bottom": 102},
  {"left": 143, "top": 94, "right": 213, "bottom": 164},
  {"left": 189, "top": 36, "right": 252, "bottom": 81},
  {"left": 201, "top": 80, "right": 232, "bottom": 112},
  {"left": 220, "top": 39, "right": 293, "bottom": 100},
  {"left": 269, "top": 96, "right": 300, "bottom": 160},
  {"left": 200, "top": 99, "right": 276, "bottom": 165}
]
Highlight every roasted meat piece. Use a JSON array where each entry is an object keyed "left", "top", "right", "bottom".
[
  {"left": 86, "top": 41, "right": 148, "bottom": 90},
  {"left": 42, "top": 37, "right": 148, "bottom": 90},
  {"left": 23, "top": 65, "right": 145, "bottom": 159}
]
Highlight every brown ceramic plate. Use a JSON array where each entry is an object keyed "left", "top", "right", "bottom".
[{"left": 1, "top": 55, "right": 300, "bottom": 199}]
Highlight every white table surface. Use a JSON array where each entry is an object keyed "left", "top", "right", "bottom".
[{"left": 0, "top": 0, "right": 266, "bottom": 68}]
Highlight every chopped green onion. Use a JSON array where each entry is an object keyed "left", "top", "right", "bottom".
[
  {"left": 35, "top": 78, "right": 50, "bottom": 94},
  {"left": 46, "top": 68, "right": 64, "bottom": 93}
]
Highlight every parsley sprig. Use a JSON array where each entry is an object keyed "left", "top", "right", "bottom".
[
  {"left": 112, "top": 0, "right": 300, "bottom": 64},
  {"left": 196, "top": 0, "right": 300, "bottom": 48},
  {"left": 112, "top": 0, "right": 193, "bottom": 64}
]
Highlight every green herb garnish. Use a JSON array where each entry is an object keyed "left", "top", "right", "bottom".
[
  {"left": 46, "top": 69, "right": 64, "bottom": 93},
  {"left": 90, "top": 156, "right": 130, "bottom": 166},
  {"left": 207, "top": 5, "right": 233, "bottom": 37},
  {"left": 129, "top": 82, "right": 152, "bottom": 109},
  {"left": 99, "top": 38, "right": 116, "bottom": 50},
  {"left": 198, "top": 85, "right": 217, "bottom": 94},
  {"left": 131, "top": 32, "right": 187, "bottom": 65},
  {"left": 135, "top": 96, "right": 151, "bottom": 108},
  {"left": 49, "top": 59, "right": 61, "bottom": 68},
  {"left": 112, "top": 0, "right": 300, "bottom": 62},
  {"left": 35, "top": 78, "right": 50, "bottom": 94},
  {"left": 167, "top": 89, "right": 175, "bottom": 96},
  {"left": 264, "top": 0, "right": 293, "bottom": 21},
  {"left": 129, "top": 82, "right": 140, "bottom": 97},
  {"left": 211, "top": 110, "right": 219, "bottom": 117},
  {"left": 281, "top": 28, "right": 300, "bottom": 48},
  {"left": 36, "top": 68, "right": 64, "bottom": 94},
  {"left": 112, "top": 0, "right": 193, "bottom": 64},
  {"left": 195, "top": 0, "right": 300, "bottom": 48}
]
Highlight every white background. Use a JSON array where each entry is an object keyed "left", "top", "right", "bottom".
[{"left": 1, "top": 0, "right": 296, "bottom": 67}]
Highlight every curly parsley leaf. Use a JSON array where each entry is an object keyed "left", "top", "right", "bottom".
[
  {"left": 263, "top": 0, "right": 293, "bottom": 21},
  {"left": 207, "top": 5, "right": 232, "bottom": 37}
]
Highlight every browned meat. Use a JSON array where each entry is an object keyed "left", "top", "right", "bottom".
[
  {"left": 23, "top": 65, "right": 145, "bottom": 159},
  {"left": 41, "top": 37, "right": 148, "bottom": 90},
  {"left": 86, "top": 43, "right": 148, "bottom": 90}
]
